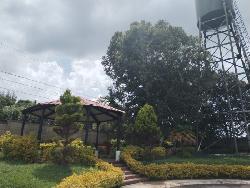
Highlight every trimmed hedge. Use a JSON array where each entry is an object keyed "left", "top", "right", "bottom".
[
  {"left": 121, "top": 146, "right": 250, "bottom": 180},
  {"left": 56, "top": 159, "right": 124, "bottom": 188}
]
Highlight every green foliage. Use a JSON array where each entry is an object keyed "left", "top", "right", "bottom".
[
  {"left": 176, "top": 147, "right": 196, "bottom": 158},
  {"left": 0, "top": 132, "right": 39, "bottom": 162},
  {"left": 0, "top": 155, "right": 93, "bottom": 188},
  {"left": 153, "top": 155, "right": 250, "bottom": 166},
  {"left": 102, "top": 20, "right": 215, "bottom": 137},
  {"left": 163, "top": 140, "right": 174, "bottom": 149},
  {"left": 0, "top": 92, "right": 16, "bottom": 121},
  {"left": 151, "top": 147, "right": 166, "bottom": 160},
  {"left": 168, "top": 130, "right": 196, "bottom": 147},
  {"left": 143, "top": 147, "right": 166, "bottom": 161},
  {"left": 53, "top": 90, "right": 84, "bottom": 147},
  {"left": 40, "top": 142, "right": 58, "bottom": 162},
  {"left": 121, "top": 146, "right": 250, "bottom": 180},
  {"left": 56, "top": 161, "right": 124, "bottom": 188},
  {"left": 134, "top": 104, "right": 161, "bottom": 146},
  {"left": 52, "top": 90, "right": 84, "bottom": 164},
  {"left": 2, "top": 100, "right": 35, "bottom": 121},
  {"left": 48, "top": 138, "right": 95, "bottom": 165},
  {"left": 0, "top": 131, "right": 13, "bottom": 151}
]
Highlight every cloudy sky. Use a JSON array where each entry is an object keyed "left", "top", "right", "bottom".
[{"left": 0, "top": 0, "right": 249, "bottom": 102}]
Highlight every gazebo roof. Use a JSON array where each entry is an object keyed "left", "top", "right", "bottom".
[{"left": 23, "top": 97, "right": 125, "bottom": 123}]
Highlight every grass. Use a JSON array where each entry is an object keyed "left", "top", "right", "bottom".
[
  {"left": 0, "top": 153, "right": 94, "bottom": 188},
  {"left": 144, "top": 155, "right": 250, "bottom": 166}
]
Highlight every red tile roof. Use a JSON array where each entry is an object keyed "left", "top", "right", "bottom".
[{"left": 40, "top": 97, "right": 125, "bottom": 114}]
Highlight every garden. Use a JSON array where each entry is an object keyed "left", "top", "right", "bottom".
[
  {"left": 1, "top": 20, "right": 250, "bottom": 187},
  {"left": 0, "top": 91, "right": 124, "bottom": 188}
]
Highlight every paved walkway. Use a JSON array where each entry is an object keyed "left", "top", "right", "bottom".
[{"left": 122, "top": 179, "right": 250, "bottom": 188}]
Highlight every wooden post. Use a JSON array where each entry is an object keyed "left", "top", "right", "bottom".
[
  {"left": 116, "top": 117, "right": 122, "bottom": 151},
  {"left": 95, "top": 123, "right": 100, "bottom": 149},
  {"left": 84, "top": 123, "right": 90, "bottom": 144},
  {"left": 37, "top": 108, "right": 45, "bottom": 141},
  {"left": 20, "top": 113, "right": 27, "bottom": 136},
  {"left": 84, "top": 107, "right": 91, "bottom": 145}
]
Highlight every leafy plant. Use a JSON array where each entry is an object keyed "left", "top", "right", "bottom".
[
  {"left": 168, "top": 130, "right": 196, "bottom": 147},
  {"left": 56, "top": 160, "right": 124, "bottom": 188},
  {"left": 52, "top": 90, "right": 85, "bottom": 164},
  {"left": 1, "top": 132, "right": 39, "bottom": 162},
  {"left": 121, "top": 146, "right": 250, "bottom": 180},
  {"left": 134, "top": 104, "right": 161, "bottom": 147},
  {"left": 53, "top": 90, "right": 84, "bottom": 147}
]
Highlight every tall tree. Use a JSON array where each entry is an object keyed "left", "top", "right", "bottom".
[
  {"left": 0, "top": 92, "right": 17, "bottom": 121},
  {"left": 102, "top": 20, "right": 214, "bottom": 136}
]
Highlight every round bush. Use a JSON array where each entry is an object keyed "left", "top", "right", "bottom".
[{"left": 1, "top": 133, "right": 39, "bottom": 163}]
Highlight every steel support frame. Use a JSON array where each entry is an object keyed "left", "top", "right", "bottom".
[{"left": 199, "top": 0, "right": 250, "bottom": 153}]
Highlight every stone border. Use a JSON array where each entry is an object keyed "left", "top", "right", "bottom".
[{"left": 123, "top": 179, "right": 250, "bottom": 188}]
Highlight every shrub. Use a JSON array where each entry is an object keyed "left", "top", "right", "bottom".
[
  {"left": 169, "top": 130, "right": 196, "bottom": 147},
  {"left": 40, "top": 142, "right": 58, "bottom": 162},
  {"left": 122, "top": 145, "right": 144, "bottom": 160},
  {"left": 151, "top": 147, "right": 166, "bottom": 160},
  {"left": 134, "top": 104, "right": 161, "bottom": 147},
  {"left": 49, "top": 139, "right": 95, "bottom": 165},
  {"left": 70, "top": 139, "right": 95, "bottom": 158},
  {"left": 56, "top": 160, "right": 124, "bottom": 188},
  {"left": 1, "top": 133, "right": 39, "bottom": 162},
  {"left": 121, "top": 146, "right": 250, "bottom": 180},
  {"left": 50, "top": 146, "right": 67, "bottom": 164},
  {"left": 141, "top": 147, "right": 166, "bottom": 161},
  {"left": 163, "top": 140, "right": 174, "bottom": 149},
  {"left": 0, "top": 131, "right": 14, "bottom": 151},
  {"left": 176, "top": 147, "right": 196, "bottom": 158}
]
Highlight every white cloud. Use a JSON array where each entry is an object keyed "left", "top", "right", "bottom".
[{"left": 0, "top": 0, "right": 249, "bottom": 103}]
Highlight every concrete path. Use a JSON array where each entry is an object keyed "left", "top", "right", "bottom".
[{"left": 122, "top": 179, "right": 250, "bottom": 188}]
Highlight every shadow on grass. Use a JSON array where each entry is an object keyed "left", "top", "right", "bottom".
[{"left": 32, "top": 164, "right": 72, "bottom": 183}]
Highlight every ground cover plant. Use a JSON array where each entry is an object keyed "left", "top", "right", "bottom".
[
  {"left": 0, "top": 152, "right": 93, "bottom": 188},
  {"left": 121, "top": 146, "right": 250, "bottom": 180},
  {"left": 143, "top": 155, "right": 250, "bottom": 166}
]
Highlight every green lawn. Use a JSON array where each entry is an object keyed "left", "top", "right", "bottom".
[
  {"left": 144, "top": 155, "right": 250, "bottom": 166},
  {"left": 0, "top": 153, "right": 94, "bottom": 188}
]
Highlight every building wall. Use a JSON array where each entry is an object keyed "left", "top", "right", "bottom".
[{"left": 0, "top": 120, "right": 108, "bottom": 145}]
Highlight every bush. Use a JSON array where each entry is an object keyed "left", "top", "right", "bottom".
[
  {"left": 49, "top": 139, "right": 95, "bottom": 165},
  {"left": 1, "top": 132, "right": 39, "bottom": 162},
  {"left": 0, "top": 131, "right": 13, "bottom": 151},
  {"left": 121, "top": 146, "right": 250, "bottom": 180},
  {"left": 50, "top": 146, "right": 66, "bottom": 164},
  {"left": 142, "top": 147, "right": 166, "bottom": 161},
  {"left": 176, "top": 147, "right": 196, "bottom": 158},
  {"left": 40, "top": 142, "right": 58, "bottom": 162},
  {"left": 163, "top": 140, "right": 174, "bottom": 149},
  {"left": 123, "top": 145, "right": 144, "bottom": 160},
  {"left": 56, "top": 160, "right": 124, "bottom": 188},
  {"left": 151, "top": 147, "right": 166, "bottom": 160}
]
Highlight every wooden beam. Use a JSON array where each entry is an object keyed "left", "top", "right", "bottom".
[
  {"left": 44, "top": 110, "right": 55, "bottom": 118},
  {"left": 84, "top": 107, "right": 91, "bottom": 144},
  {"left": 87, "top": 107, "right": 100, "bottom": 124},
  {"left": 94, "top": 107, "right": 120, "bottom": 120},
  {"left": 20, "top": 113, "right": 27, "bottom": 136},
  {"left": 116, "top": 117, "right": 122, "bottom": 151},
  {"left": 37, "top": 108, "right": 45, "bottom": 141},
  {"left": 95, "top": 123, "right": 100, "bottom": 149}
]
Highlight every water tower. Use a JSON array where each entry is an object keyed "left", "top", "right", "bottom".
[{"left": 195, "top": 0, "right": 250, "bottom": 153}]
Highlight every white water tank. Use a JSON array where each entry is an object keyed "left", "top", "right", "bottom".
[{"left": 195, "top": 0, "right": 235, "bottom": 31}]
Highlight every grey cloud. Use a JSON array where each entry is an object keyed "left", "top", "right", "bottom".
[
  {"left": 0, "top": 0, "right": 250, "bottom": 102},
  {"left": 1, "top": 0, "right": 249, "bottom": 59}
]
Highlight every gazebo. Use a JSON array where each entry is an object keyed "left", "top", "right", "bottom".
[{"left": 21, "top": 97, "right": 125, "bottom": 160}]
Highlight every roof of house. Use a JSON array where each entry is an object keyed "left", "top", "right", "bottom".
[{"left": 23, "top": 97, "right": 124, "bottom": 123}]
